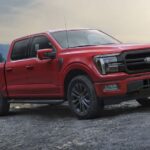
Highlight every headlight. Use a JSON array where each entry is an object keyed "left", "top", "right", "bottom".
[{"left": 94, "top": 53, "right": 124, "bottom": 75}]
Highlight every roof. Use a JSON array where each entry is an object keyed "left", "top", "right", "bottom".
[
  {"left": 48, "top": 28, "right": 91, "bottom": 33},
  {"left": 13, "top": 28, "right": 96, "bottom": 42}
]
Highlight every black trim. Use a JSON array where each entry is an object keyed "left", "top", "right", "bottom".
[{"left": 8, "top": 99, "right": 65, "bottom": 104}]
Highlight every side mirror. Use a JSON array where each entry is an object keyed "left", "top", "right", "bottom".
[{"left": 37, "top": 49, "right": 56, "bottom": 60}]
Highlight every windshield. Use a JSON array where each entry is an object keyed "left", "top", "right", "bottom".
[{"left": 51, "top": 29, "right": 120, "bottom": 49}]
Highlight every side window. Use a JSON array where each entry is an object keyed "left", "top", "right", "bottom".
[
  {"left": 11, "top": 39, "right": 29, "bottom": 61},
  {"left": 30, "top": 36, "right": 53, "bottom": 57}
]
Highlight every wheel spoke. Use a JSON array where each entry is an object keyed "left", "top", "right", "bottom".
[
  {"left": 79, "top": 102, "right": 82, "bottom": 112},
  {"left": 82, "top": 102, "right": 87, "bottom": 112},
  {"left": 74, "top": 101, "right": 80, "bottom": 108},
  {"left": 71, "top": 89, "right": 80, "bottom": 98},
  {"left": 82, "top": 87, "right": 87, "bottom": 95},
  {"left": 76, "top": 83, "right": 81, "bottom": 92},
  {"left": 75, "top": 84, "right": 82, "bottom": 94},
  {"left": 84, "top": 98, "right": 90, "bottom": 104},
  {"left": 82, "top": 99, "right": 90, "bottom": 108},
  {"left": 79, "top": 83, "right": 83, "bottom": 92}
]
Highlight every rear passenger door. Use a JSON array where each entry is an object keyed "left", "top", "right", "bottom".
[{"left": 5, "top": 38, "right": 32, "bottom": 98}]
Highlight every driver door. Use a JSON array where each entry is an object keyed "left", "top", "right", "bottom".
[{"left": 25, "top": 35, "right": 59, "bottom": 98}]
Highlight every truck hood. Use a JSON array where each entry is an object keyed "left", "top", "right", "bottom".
[{"left": 62, "top": 43, "right": 150, "bottom": 55}]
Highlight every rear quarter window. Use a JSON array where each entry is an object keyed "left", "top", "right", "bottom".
[{"left": 11, "top": 39, "right": 29, "bottom": 61}]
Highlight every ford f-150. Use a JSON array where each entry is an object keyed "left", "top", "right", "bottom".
[{"left": 1, "top": 29, "right": 150, "bottom": 119}]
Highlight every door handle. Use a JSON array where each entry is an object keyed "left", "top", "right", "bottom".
[
  {"left": 25, "top": 65, "right": 34, "bottom": 70},
  {"left": 6, "top": 67, "right": 13, "bottom": 72}
]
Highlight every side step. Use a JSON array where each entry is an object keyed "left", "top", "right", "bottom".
[{"left": 8, "top": 99, "right": 65, "bottom": 105}]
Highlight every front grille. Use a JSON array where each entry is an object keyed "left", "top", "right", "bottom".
[{"left": 124, "top": 49, "right": 150, "bottom": 73}]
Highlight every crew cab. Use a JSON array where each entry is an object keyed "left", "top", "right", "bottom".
[{"left": 1, "top": 29, "right": 150, "bottom": 119}]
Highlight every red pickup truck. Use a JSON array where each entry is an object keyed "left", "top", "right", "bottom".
[{"left": 1, "top": 29, "right": 150, "bottom": 119}]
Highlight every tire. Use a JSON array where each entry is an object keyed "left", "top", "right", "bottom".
[
  {"left": 136, "top": 97, "right": 150, "bottom": 107},
  {"left": 67, "top": 75, "right": 103, "bottom": 119},
  {"left": 0, "top": 95, "right": 10, "bottom": 116}
]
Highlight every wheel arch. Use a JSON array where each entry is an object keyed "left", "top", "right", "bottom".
[{"left": 63, "top": 63, "right": 94, "bottom": 100}]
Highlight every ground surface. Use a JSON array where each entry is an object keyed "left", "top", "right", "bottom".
[{"left": 0, "top": 100, "right": 150, "bottom": 150}]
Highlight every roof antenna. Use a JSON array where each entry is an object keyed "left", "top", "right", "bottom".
[{"left": 64, "top": 16, "right": 69, "bottom": 48}]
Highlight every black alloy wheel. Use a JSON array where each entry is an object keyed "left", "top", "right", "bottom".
[
  {"left": 71, "top": 81, "right": 90, "bottom": 114},
  {"left": 67, "top": 75, "right": 103, "bottom": 119}
]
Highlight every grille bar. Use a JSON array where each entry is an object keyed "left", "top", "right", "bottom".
[{"left": 124, "top": 49, "right": 150, "bottom": 73}]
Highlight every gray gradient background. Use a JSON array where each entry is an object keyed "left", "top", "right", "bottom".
[{"left": 1, "top": 0, "right": 150, "bottom": 43}]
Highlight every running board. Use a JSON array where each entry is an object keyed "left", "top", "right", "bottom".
[{"left": 8, "top": 99, "right": 65, "bottom": 104}]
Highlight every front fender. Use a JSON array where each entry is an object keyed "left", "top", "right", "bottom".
[{"left": 60, "top": 62, "right": 98, "bottom": 85}]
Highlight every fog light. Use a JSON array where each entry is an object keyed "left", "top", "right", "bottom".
[{"left": 104, "top": 84, "right": 119, "bottom": 91}]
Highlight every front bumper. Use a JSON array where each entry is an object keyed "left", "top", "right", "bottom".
[{"left": 94, "top": 73, "right": 150, "bottom": 105}]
